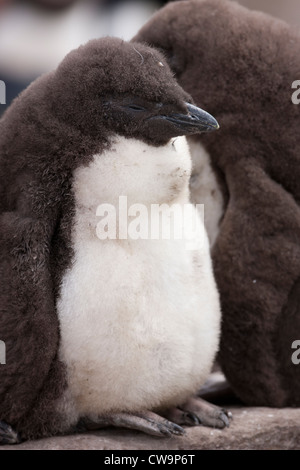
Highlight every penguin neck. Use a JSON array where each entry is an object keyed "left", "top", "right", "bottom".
[{"left": 71, "top": 134, "right": 192, "bottom": 225}]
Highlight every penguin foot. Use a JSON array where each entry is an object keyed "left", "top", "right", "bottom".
[
  {"left": 79, "top": 411, "right": 185, "bottom": 437},
  {"left": 164, "top": 397, "right": 232, "bottom": 429},
  {"left": 0, "top": 421, "right": 21, "bottom": 445}
]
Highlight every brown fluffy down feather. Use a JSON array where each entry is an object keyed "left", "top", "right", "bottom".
[
  {"left": 134, "top": 0, "right": 300, "bottom": 406},
  {"left": 0, "top": 37, "right": 191, "bottom": 440}
]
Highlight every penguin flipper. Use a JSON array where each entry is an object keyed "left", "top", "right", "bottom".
[{"left": 0, "top": 210, "right": 61, "bottom": 431}]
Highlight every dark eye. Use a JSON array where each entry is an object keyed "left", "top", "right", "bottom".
[{"left": 126, "top": 104, "right": 146, "bottom": 112}]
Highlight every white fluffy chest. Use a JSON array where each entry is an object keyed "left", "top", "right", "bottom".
[{"left": 57, "top": 136, "right": 220, "bottom": 418}]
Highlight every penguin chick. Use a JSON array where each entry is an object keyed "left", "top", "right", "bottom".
[
  {"left": 133, "top": 0, "right": 300, "bottom": 407},
  {"left": 0, "top": 37, "right": 229, "bottom": 443}
]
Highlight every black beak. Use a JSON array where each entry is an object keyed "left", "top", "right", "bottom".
[{"left": 164, "top": 103, "right": 219, "bottom": 134}]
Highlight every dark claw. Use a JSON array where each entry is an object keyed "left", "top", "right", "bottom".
[
  {"left": 156, "top": 419, "right": 185, "bottom": 436},
  {"left": 0, "top": 421, "right": 21, "bottom": 445},
  {"left": 183, "top": 411, "right": 200, "bottom": 426},
  {"left": 168, "top": 422, "right": 185, "bottom": 436},
  {"left": 214, "top": 409, "right": 233, "bottom": 428},
  {"left": 156, "top": 423, "right": 172, "bottom": 437},
  {"left": 223, "top": 417, "right": 230, "bottom": 428},
  {"left": 219, "top": 411, "right": 230, "bottom": 428}
]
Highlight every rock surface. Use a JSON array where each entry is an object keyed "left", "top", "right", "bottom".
[{"left": 1, "top": 406, "right": 299, "bottom": 450}]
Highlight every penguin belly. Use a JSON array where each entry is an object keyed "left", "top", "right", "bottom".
[{"left": 56, "top": 135, "right": 221, "bottom": 423}]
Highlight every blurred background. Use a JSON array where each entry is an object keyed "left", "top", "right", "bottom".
[{"left": 0, "top": 0, "right": 300, "bottom": 115}]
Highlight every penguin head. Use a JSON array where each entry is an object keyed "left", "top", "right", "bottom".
[{"left": 51, "top": 37, "right": 218, "bottom": 146}]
